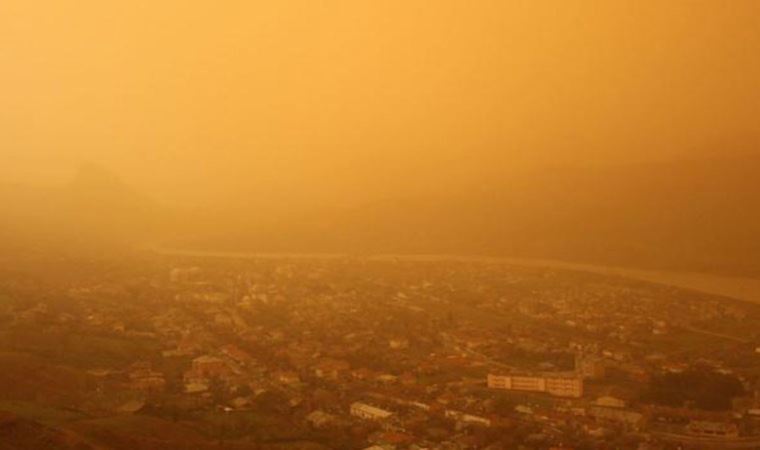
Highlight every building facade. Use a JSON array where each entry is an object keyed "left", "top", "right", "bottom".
[
  {"left": 487, "top": 373, "right": 583, "bottom": 398},
  {"left": 350, "top": 402, "right": 393, "bottom": 420}
]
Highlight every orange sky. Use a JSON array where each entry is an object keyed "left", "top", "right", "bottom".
[{"left": 2, "top": 1, "right": 759, "bottom": 207}]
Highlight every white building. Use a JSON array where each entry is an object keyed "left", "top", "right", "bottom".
[
  {"left": 306, "top": 410, "right": 337, "bottom": 428},
  {"left": 350, "top": 402, "right": 393, "bottom": 420},
  {"left": 445, "top": 409, "right": 491, "bottom": 427},
  {"left": 389, "top": 338, "right": 409, "bottom": 350},
  {"left": 487, "top": 373, "right": 583, "bottom": 398},
  {"left": 595, "top": 396, "right": 626, "bottom": 408}
]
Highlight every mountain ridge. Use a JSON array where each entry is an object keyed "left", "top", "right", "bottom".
[
  {"left": 3, "top": 154, "right": 760, "bottom": 275},
  {"left": 176, "top": 152, "right": 760, "bottom": 275}
]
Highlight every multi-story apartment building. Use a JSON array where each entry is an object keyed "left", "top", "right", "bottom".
[{"left": 487, "top": 373, "right": 583, "bottom": 398}]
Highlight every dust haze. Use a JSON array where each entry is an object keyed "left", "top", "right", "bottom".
[
  {"left": 2, "top": 2, "right": 760, "bottom": 449},
  {"left": 3, "top": 1, "right": 760, "bottom": 272}
]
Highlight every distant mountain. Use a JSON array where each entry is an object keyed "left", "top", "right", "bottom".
[
  {"left": 5, "top": 154, "right": 760, "bottom": 276},
  {"left": 62, "top": 163, "right": 163, "bottom": 239},
  {"left": 181, "top": 153, "right": 760, "bottom": 276},
  {"left": 0, "top": 164, "right": 165, "bottom": 255}
]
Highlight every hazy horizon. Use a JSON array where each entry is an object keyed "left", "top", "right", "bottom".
[
  {"left": 3, "top": 0, "right": 760, "bottom": 271},
  {"left": 4, "top": 3, "right": 760, "bottom": 448},
  {"left": 4, "top": 1, "right": 760, "bottom": 209}
]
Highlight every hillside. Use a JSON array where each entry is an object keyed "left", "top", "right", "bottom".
[
  {"left": 4, "top": 154, "right": 760, "bottom": 275},
  {"left": 181, "top": 153, "right": 760, "bottom": 275},
  {"left": 0, "top": 353, "right": 95, "bottom": 406},
  {"left": 0, "top": 411, "right": 102, "bottom": 450},
  {"left": 0, "top": 164, "right": 166, "bottom": 255}
]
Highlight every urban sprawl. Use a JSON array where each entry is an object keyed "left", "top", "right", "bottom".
[{"left": 2, "top": 254, "right": 760, "bottom": 449}]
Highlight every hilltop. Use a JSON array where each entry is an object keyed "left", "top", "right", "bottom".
[{"left": 0, "top": 164, "right": 165, "bottom": 255}]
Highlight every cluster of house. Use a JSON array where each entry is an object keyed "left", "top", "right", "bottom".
[{"left": 6, "top": 255, "right": 760, "bottom": 449}]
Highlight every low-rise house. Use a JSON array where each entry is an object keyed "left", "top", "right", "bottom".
[
  {"left": 306, "top": 410, "right": 337, "bottom": 428},
  {"left": 128, "top": 362, "right": 165, "bottom": 392},
  {"left": 445, "top": 409, "right": 492, "bottom": 427},
  {"left": 686, "top": 420, "right": 740, "bottom": 438},
  {"left": 589, "top": 406, "right": 645, "bottom": 430},
  {"left": 595, "top": 396, "right": 626, "bottom": 408},
  {"left": 376, "top": 374, "right": 398, "bottom": 384},
  {"left": 192, "top": 355, "right": 229, "bottom": 378},
  {"left": 273, "top": 370, "right": 301, "bottom": 386},
  {"left": 389, "top": 338, "right": 409, "bottom": 350},
  {"left": 313, "top": 358, "right": 350, "bottom": 380},
  {"left": 221, "top": 344, "right": 254, "bottom": 366},
  {"left": 351, "top": 402, "right": 393, "bottom": 420}
]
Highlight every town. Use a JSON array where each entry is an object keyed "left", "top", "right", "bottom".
[{"left": 1, "top": 252, "right": 760, "bottom": 449}]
